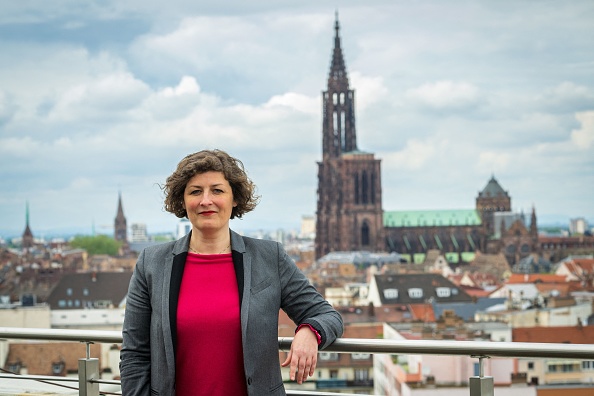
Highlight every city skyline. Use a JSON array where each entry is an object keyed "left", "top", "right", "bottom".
[{"left": 1, "top": 1, "right": 593, "bottom": 238}]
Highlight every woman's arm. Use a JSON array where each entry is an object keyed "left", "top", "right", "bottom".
[
  {"left": 120, "top": 252, "right": 152, "bottom": 396},
  {"left": 278, "top": 243, "right": 343, "bottom": 382}
]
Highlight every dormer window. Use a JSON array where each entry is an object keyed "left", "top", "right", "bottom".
[
  {"left": 436, "top": 287, "right": 451, "bottom": 298},
  {"left": 8, "top": 361, "right": 22, "bottom": 373},
  {"left": 383, "top": 288, "right": 398, "bottom": 299},
  {"left": 408, "top": 288, "right": 423, "bottom": 298},
  {"left": 52, "top": 360, "right": 65, "bottom": 375},
  {"left": 319, "top": 352, "right": 339, "bottom": 361}
]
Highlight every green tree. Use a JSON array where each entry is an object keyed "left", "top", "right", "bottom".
[{"left": 70, "top": 234, "right": 121, "bottom": 256}]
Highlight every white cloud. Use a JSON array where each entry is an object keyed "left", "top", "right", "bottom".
[
  {"left": 405, "top": 80, "right": 480, "bottom": 110},
  {"left": 571, "top": 111, "right": 594, "bottom": 149},
  {"left": 47, "top": 72, "right": 150, "bottom": 122},
  {"left": 349, "top": 72, "right": 389, "bottom": 111}
]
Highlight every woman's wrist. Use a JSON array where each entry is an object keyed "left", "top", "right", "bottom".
[{"left": 296, "top": 323, "right": 322, "bottom": 345}]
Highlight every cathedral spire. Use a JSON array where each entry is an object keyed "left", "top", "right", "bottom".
[
  {"left": 329, "top": 11, "right": 347, "bottom": 82},
  {"left": 322, "top": 13, "right": 357, "bottom": 158}
]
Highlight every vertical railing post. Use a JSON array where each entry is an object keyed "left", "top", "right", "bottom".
[
  {"left": 78, "top": 341, "right": 99, "bottom": 396},
  {"left": 469, "top": 355, "right": 494, "bottom": 396}
]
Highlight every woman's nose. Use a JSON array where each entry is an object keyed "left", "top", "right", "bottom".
[{"left": 200, "top": 191, "right": 213, "bottom": 205}]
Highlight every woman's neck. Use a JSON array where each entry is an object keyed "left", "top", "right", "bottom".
[{"left": 190, "top": 229, "right": 231, "bottom": 255}]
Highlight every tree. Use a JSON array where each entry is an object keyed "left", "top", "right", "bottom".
[{"left": 69, "top": 235, "right": 121, "bottom": 256}]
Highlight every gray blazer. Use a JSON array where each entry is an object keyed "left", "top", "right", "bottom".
[{"left": 120, "top": 230, "right": 343, "bottom": 395}]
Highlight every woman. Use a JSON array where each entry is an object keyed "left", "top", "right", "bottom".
[{"left": 120, "top": 149, "right": 343, "bottom": 395}]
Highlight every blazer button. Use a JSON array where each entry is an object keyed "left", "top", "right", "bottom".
[{"left": 247, "top": 377, "right": 252, "bottom": 385}]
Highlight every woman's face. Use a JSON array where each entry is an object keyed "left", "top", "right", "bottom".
[{"left": 183, "top": 171, "right": 237, "bottom": 235}]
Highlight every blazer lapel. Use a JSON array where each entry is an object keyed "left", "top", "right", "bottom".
[
  {"left": 165, "top": 233, "right": 191, "bottom": 373},
  {"left": 231, "top": 230, "right": 251, "bottom": 337}
]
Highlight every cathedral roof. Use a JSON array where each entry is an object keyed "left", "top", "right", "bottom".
[
  {"left": 384, "top": 209, "right": 482, "bottom": 228},
  {"left": 478, "top": 175, "right": 509, "bottom": 198}
]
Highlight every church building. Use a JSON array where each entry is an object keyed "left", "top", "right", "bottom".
[{"left": 314, "top": 16, "right": 540, "bottom": 266}]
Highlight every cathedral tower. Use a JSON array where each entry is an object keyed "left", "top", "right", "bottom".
[
  {"left": 315, "top": 15, "right": 384, "bottom": 259},
  {"left": 476, "top": 175, "right": 511, "bottom": 237},
  {"left": 114, "top": 191, "right": 128, "bottom": 244}
]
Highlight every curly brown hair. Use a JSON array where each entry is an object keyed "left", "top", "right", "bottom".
[{"left": 163, "top": 149, "right": 259, "bottom": 219}]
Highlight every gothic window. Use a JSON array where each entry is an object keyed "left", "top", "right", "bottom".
[
  {"left": 354, "top": 174, "right": 359, "bottom": 204},
  {"left": 370, "top": 172, "right": 375, "bottom": 204},
  {"left": 341, "top": 111, "right": 346, "bottom": 151},
  {"left": 362, "top": 171, "right": 369, "bottom": 204},
  {"left": 361, "top": 222, "right": 370, "bottom": 246},
  {"left": 333, "top": 93, "right": 338, "bottom": 105}
]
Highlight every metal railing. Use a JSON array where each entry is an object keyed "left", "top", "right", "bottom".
[{"left": 2, "top": 327, "right": 594, "bottom": 396}]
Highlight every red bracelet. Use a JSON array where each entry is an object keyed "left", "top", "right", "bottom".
[{"left": 296, "top": 324, "right": 322, "bottom": 345}]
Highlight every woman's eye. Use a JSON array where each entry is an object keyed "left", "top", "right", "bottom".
[{"left": 190, "top": 190, "right": 202, "bottom": 195}]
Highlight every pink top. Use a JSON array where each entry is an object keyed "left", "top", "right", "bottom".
[{"left": 175, "top": 252, "right": 248, "bottom": 396}]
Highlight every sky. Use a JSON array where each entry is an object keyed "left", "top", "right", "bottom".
[{"left": 1, "top": 1, "right": 593, "bottom": 239}]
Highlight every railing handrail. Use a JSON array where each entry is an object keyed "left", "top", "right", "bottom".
[{"left": 2, "top": 326, "right": 594, "bottom": 360}]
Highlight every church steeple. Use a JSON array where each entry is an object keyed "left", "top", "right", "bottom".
[
  {"left": 114, "top": 191, "right": 127, "bottom": 244},
  {"left": 329, "top": 11, "right": 347, "bottom": 82},
  {"left": 22, "top": 201, "right": 34, "bottom": 249},
  {"left": 322, "top": 12, "right": 357, "bottom": 159}
]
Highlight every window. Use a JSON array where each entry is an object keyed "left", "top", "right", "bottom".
[
  {"left": 408, "top": 288, "right": 423, "bottom": 298},
  {"left": 354, "top": 369, "right": 369, "bottom": 380},
  {"left": 329, "top": 369, "right": 339, "bottom": 378},
  {"left": 436, "top": 287, "right": 451, "bottom": 298},
  {"left": 352, "top": 353, "right": 371, "bottom": 360},
  {"left": 319, "top": 352, "right": 339, "bottom": 361},
  {"left": 383, "top": 288, "right": 398, "bottom": 299},
  {"left": 361, "top": 222, "right": 370, "bottom": 246},
  {"left": 528, "top": 362, "right": 534, "bottom": 370},
  {"left": 83, "top": 288, "right": 89, "bottom": 296},
  {"left": 66, "top": 288, "right": 73, "bottom": 296},
  {"left": 58, "top": 300, "right": 66, "bottom": 308}
]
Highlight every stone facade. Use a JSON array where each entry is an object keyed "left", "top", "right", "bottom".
[{"left": 315, "top": 17, "right": 384, "bottom": 259}]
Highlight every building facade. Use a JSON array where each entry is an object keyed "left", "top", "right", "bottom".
[{"left": 315, "top": 16, "right": 384, "bottom": 259}]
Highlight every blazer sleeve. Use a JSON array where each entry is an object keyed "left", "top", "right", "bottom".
[
  {"left": 277, "top": 243, "right": 343, "bottom": 349},
  {"left": 120, "top": 250, "right": 152, "bottom": 396}
]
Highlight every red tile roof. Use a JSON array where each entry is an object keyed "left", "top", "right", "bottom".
[{"left": 513, "top": 325, "right": 594, "bottom": 344}]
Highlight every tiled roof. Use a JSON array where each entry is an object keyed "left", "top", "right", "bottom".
[
  {"left": 5, "top": 342, "right": 102, "bottom": 376},
  {"left": 433, "top": 297, "right": 507, "bottom": 321},
  {"left": 45, "top": 271, "right": 132, "bottom": 310},
  {"left": 513, "top": 325, "right": 594, "bottom": 344},
  {"left": 478, "top": 176, "right": 509, "bottom": 198},
  {"left": 507, "top": 274, "right": 566, "bottom": 284},
  {"left": 384, "top": 209, "right": 481, "bottom": 227},
  {"left": 374, "top": 273, "right": 473, "bottom": 304}
]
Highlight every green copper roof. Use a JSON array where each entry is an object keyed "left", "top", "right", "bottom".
[{"left": 384, "top": 209, "right": 482, "bottom": 227}]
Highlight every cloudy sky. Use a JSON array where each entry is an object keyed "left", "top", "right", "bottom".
[{"left": 1, "top": 1, "right": 593, "bottom": 238}]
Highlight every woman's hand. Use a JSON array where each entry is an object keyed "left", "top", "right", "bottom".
[{"left": 281, "top": 326, "right": 319, "bottom": 384}]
